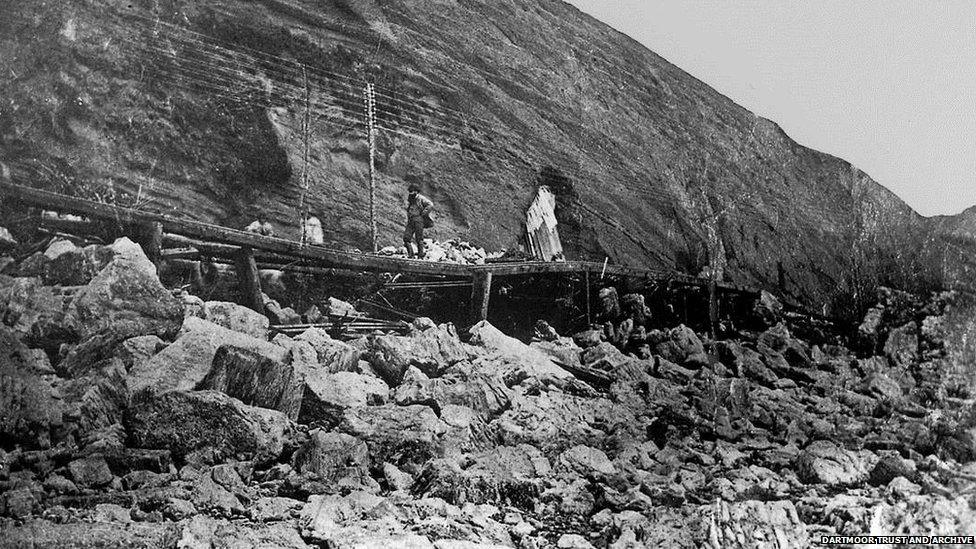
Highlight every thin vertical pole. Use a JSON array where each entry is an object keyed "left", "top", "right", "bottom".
[
  {"left": 585, "top": 270, "right": 592, "bottom": 326},
  {"left": 364, "top": 82, "right": 378, "bottom": 252},
  {"left": 300, "top": 64, "right": 311, "bottom": 245}
]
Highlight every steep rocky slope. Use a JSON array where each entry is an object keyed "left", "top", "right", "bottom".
[{"left": 0, "top": 0, "right": 971, "bottom": 308}]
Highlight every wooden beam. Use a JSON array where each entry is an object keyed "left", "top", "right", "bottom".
[
  {"left": 469, "top": 270, "right": 492, "bottom": 324},
  {"left": 234, "top": 246, "right": 264, "bottom": 313}
]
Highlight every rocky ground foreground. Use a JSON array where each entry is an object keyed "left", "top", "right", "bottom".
[{"left": 2, "top": 236, "right": 976, "bottom": 548}]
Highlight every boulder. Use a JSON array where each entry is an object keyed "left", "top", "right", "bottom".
[
  {"left": 884, "top": 320, "right": 919, "bottom": 369},
  {"left": 529, "top": 337, "right": 583, "bottom": 370},
  {"left": 0, "top": 275, "right": 69, "bottom": 347},
  {"left": 300, "top": 371, "right": 390, "bottom": 427},
  {"left": 125, "top": 390, "right": 291, "bottom": 465},
  {"left": 703, "top": 499, "right": 809, "bottom": 549},
  {"left": 60, "top": 357, "right": 129, "bottom": 442},
  {"left": 753, "top": 290, "right": 783, "bottom": 325},
  {"left": 654, "top": 325, "right": 704, "bottom": 364},
  {"left": 64, "top": 237, "right": 183, "bottom": 341},
  {"left": 581, "top": 342, "right": 628, "bottom": 371},
  {"left": 323, "top": 297, "right": 359, "bottom": 317},
  {"left": 67, "top": 455, "right": 114, "bottom": 488},
  {"left": 467, "top": 321, "right": 572, "bottom": 385},
  {"left": 492, "top": 391, "right": 632, "bottom": 452},
  {"left": 555, "top": 445, "right": 616, "bottom": 477},
  {"left": 115, "top": 335, "right": 165, "bottom": 371},
  {"left": 202, "top": 300, "right": 269, "bottom": 339},
  {"left": 394, "top": 367, "right": 511, "bottom": 417},
  {"left": 295, "top": 327, "right": 361, "bottom": 373},
  {"left": 0, "top": 328, "right": 64, "bottom": 448},
  {"left": 794, "top": 440, "right": 876, "bottom": 486},
  {"left": 42, "top": 243, "right": 115, "bottom": 286},
  {"left": 367, "top": 322, "right": 471, "bottom": 385},
  {"left": 293, "top": 430, "right": 370, "bottom": 482},
  {"left": 414, "top": 445, "right": 551, "bottom": 509},
  {"left": 127, "top": 316, "right": 286, "bottom": 395},
  {"left": 571, "top": 329, "right": 603, "bottom": 349},
  {"left": 338, "top": 404, "right": 447, "bottom": 469},
  {"left": 199, "top": 345, "right": 308, "bottom": 421}
]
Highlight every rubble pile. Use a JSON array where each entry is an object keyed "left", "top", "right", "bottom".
[
  {"left": 2, "top": 233, "right": 976, "bottom": 547},
  {"left": 379, "top": 238, "right": 495, "bottom": 265}
]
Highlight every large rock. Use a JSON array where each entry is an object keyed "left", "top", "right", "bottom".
[
  {"left": 41, "top": 243, "right": 115, "bottom": 286},
  {"left": 367, "top": 321, "right": 471, "bottom": 385},
  {"left": 60, "top": 357, "right": 129, "bottom": 442},
  {"left": 125, "top": 390, "right": 291, "bottom": 464},
  {"left": 128, "top": 316, "right": 286, "bottom": 395},
  {"left": 202, "top": 300, "right": 269, "bottom": 339},
  {"left": 293, "top": 430, "right": 370, "bottom": 482},
  {"left": 0, "top": 275, "right": 69, "bottom": 347},
  {"left": 702, "top": 499, "right": 809, "bottom": 549},
  {"left": 64, "top": 237, "right": 183, "bottom": 341},
  {"left": 884, "top": 320, "right": 919, "bottom": 370},
  {"left": 394, "top": 367, "right": 511, "bottom": 417},
  {"left": 338, "top": 404, "right": 447, "bottom": 469},
  {"left": 467, "top": 321, "right": 572, "bottom": 385},
  {"left": 0, "top": 328, "right": 64, "bottom": 448},
  {"left": 653, "top": 325, "right": 704, "bottom": 364},
  {"left": 295, "top": 327, "right": 361, "bottom": 373},
  {"left": 414, "top": 444, "right": 551, "bottom": 509},
  {"left": 199, "top": 345, "right": 308, "bottom": 420},
  {"left": 529, "top": 337, "right": 583, "bottom": 370},
  {"left": 794, "top": 440, "right": 877, "bottom": 487},
  {"left": 300, "top": 371, "right": 390, "bottom": 427}
]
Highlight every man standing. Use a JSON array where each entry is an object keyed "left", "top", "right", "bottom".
[{"left": 403, "top": 183, "right": 433, "bottom": 258}]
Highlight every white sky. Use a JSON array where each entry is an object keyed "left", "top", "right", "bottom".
[{"left": 565, "top": 0, "right": 976, "bottom": 217}]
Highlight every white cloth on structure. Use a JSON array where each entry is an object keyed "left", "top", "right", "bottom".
[{"left": 303, "top": 216, "right": 324, "bottom": 245}]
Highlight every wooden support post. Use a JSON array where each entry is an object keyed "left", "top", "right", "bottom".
[
  {"left": 134, "top": 221, "right": 163, "bottom": 272},
  {"left": 234, "top": 246, "right": 264, "bottom": 313},
  {"left": 584, "top": 270, "right": 591, "bottom": 326},
  {"left": 470, "top": 270, "right": 492, "bottom": 324},
  {"left": 709, "top": 279, "right": 719, "bottom": 341}
]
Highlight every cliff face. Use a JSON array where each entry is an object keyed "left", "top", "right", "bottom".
[{"left": 0, "top": 0, "right": 969, "bottom": 305}]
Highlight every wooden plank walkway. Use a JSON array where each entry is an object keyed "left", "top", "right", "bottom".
[{"left": 2, "top": 181, "right": 766, "bottom": 322}]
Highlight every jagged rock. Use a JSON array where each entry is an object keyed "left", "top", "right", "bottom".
[
  {"left": 199, "top": 345, "right": 307, "bottom": 420},
  {"left": 717, "top": 341, "right": 777, "bottom": 386},
  {"left": 251, "top": 496, "right": 302, "bottom": 522},
  {"left": 265, "top": 299, "right": 302, "bottom": 326},
  {"left": 492, "top": 391, "right": 632, "bottom": 452},
  {"left": 394, "top": 366, "right": 511, "bottom": 417},
  {"left": 60, "top": 357, "right": 129, "bottom": 442},
  {"left": 0, "top": 276, "right": 68, "bottom": 347},
  {"left": 67, "top": 455, "right": 114, "bottom": 488},
  {"left": 295, "top": 327, "right": 361, "bottom": 372},
  {"left": 177, "top": 515, "right": 309, "bottom": 549},
  {"left": 555, "top": 445, "right": 616, "bottom": 477},
  {"left": 571, "top": 329, "right": 604, "bottom": 349},
  {"left": 383, "top": 462, "right": 413, "bottom": 491},
  {"left": 702, "top": 499, "right": 809, "bottom": 549},
  {"left": 323, "top": 297, "right": 359, "bottom": 317},
  {"left": 128, "top": 316, "right": 286, "bottom": 395},
  {"left": 795, "top": 440, "right": 876, "bottom": 486},
  {"left": 654, "top": 325, "right": 704, "bottom": 364},
  {"left": 467, "top": 321, "right": 572, "bottom": 385},
  {"left": 581, "top": 342, "right": 628, "bottom": 370},
  {"left": 858, "top": 371, "right": 904, "bottom": 401},
  {"left": 92, "top": 503, "right": 131, "bottom": 523},
  {"left": 884, "top": 320, "right": 919, "bottom": 370},
  {"left": 338, "top": 404, "right": 447, "bottom": 469},
  {"left": 115, "top": 335, "right": 165, "bottom": 371},
  {"left": 529, "top": 337, "right": 583, "bottom": 370},
  {"left": 367, "top": 322, "right": 471, "bottom": 385},
  {"left": 202, "top": 300, "right": 269, "bottom": 339},
  {"left": 43, "top": 473, "right": 79, "bottom": 495},
  {"left": 293, "top": 430, "right": 370, "bottom": 481},
  {"left": 64, "top": 237, "right": 183, "bottom": 341},
  {"left": 192, "top": 472, "right": 244, "bottom": 515},
  {"left": 869, "top": 454, "right": 918, "bottom": 486},
  {"left": 858, "top": 305, "right": 885, "bottom": 353},
  {"left": 300, "top": 371, "right": 390, "bottom": 427},
  {"left": 414, "top": 445, "right": 551, "bottom": 509},
  {"left": 753, "top": 290, "right": 783, "bottom": 325},
  {"left": 298, "top": 492, "right": 417, "bottom": 547},
  {"left": 42, "top": 243, "right": 115, "bottom": 286},
  {"left": 125, "top": 390, "right": 291, "bottom": 465},
  {"left": 0, "top": 328, "right": 64, "bottom": 448}
]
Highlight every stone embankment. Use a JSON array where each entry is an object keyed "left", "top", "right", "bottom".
[{"left": 2, "top": 235, "right": 976, "bottom": 548}]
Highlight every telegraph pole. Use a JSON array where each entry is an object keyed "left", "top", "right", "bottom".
[{"left": 364, "top": 82, "right": 378, "bottom": 252}]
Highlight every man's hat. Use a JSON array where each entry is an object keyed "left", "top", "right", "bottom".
[{"left": 408, "top": 184, "right": 420, "bottom": 193}]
